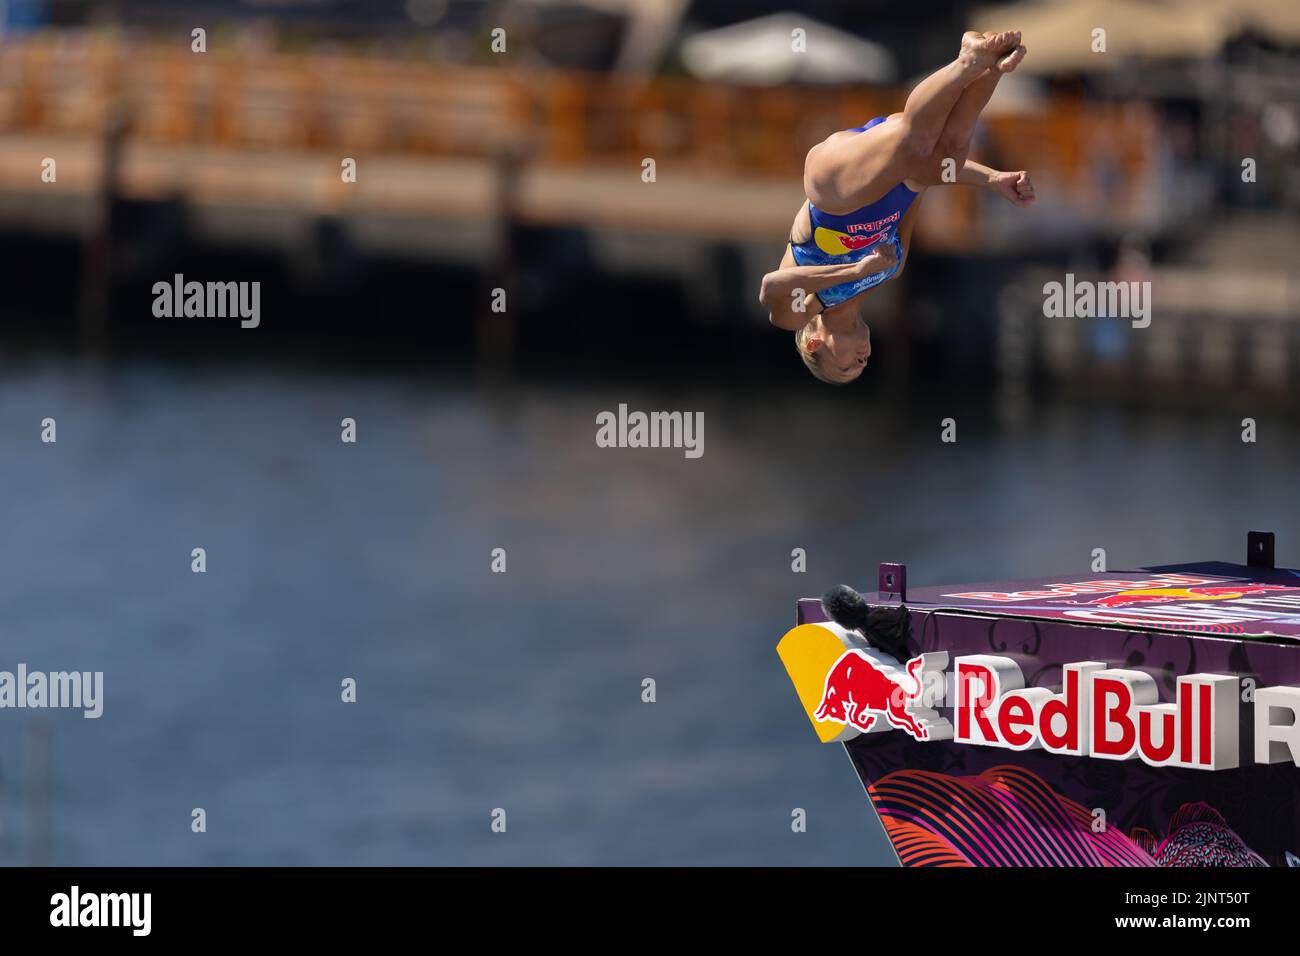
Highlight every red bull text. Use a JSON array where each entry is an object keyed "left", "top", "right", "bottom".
[{"left": 813, "top": 649, "right": 1300, "bottom": 771}]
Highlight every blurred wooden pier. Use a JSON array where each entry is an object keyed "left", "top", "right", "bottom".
[{"left": 0, "top": 31, "right": 1166, "bottom": 259}]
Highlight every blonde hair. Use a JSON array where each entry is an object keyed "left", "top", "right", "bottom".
[{"left": 795, "top": 323, "right": 846, "bottom": 385}]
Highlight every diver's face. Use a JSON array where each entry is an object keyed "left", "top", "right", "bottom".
[{"left": 820, "top": 312, "right": 871, "bottom": 383}]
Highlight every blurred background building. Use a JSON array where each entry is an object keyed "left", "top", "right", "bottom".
[
  {"left": 0, "top": 1, "right": 1298, "bottom": 865},
  {"left": 2, "top": 0, "right": 1298, "bottom": 396}
]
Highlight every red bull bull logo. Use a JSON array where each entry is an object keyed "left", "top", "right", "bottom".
[
  {"left": 777, "top": 624, "right": 951, "bottom": 743},
  {"left": 814, "top": 650, "right": 932, "bottom": 739}
]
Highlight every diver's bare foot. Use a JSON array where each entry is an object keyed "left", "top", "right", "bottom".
[
  {"left": 996, "top": 43, "right": 1027, "bottom": 73},
  {"left": 960, "top": 30, "right": 1021, "bottom": 70}
]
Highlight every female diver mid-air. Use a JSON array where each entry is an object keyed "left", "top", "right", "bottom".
[{"left": 761, "top": 31, "right": 1037, "bottom": 384}]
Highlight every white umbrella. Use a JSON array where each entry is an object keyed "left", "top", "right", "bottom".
[{"left": 681, "top": 13, "right": 897, "bottom": 85}]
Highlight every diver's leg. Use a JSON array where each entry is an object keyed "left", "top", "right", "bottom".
[
  {"left": 904, "top": 66, "right": 1003, "bottom": 184},
  {"left": 935, "top": 43, "right": 1024, "bottom": 155},
  {"left": 896, "top": 31, "right": 1020, "bottom": 158},
  {"left": 803, "top": 30, "right": 1020, "bottom": 214},
  {"left": 906, "top": 51, "right": 1024, "bottom": 184}
]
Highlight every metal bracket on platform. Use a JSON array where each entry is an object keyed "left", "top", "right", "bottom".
[
  {"left": 1248, "top": 531, "right": 1275, "bottom": 569},
  {"left": 878, "top": 562, "right": 907, "bottom": 602}
]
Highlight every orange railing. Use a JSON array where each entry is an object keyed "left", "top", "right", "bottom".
[
  {"left": 0, "top": 36, "right": 888, "bottom": 173},
  {"left": 0, "top": 33, "right": 1156, "bottom": 180},
  {"left": 0, "top": 32, "right": 1163, "bottom": 249}
]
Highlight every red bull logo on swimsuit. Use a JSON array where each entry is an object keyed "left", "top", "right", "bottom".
[
  {"left": 810, "top": 210, "right": 901, "bottom": 257},
  {"left": 813, "top": 226, "right": 887, "bottom": 256}
]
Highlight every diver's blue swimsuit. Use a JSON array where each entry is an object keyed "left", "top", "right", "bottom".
[{"left": 790, "top": 117, "right": 918, "bottom": 308}]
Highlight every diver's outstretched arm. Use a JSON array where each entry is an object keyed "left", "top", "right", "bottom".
[
  {"left": 963, "top": 162, "right": 1036, "bottom": 206},
  {"left": 907, "top": 159, "right": 1035, "bottom": 208}
]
